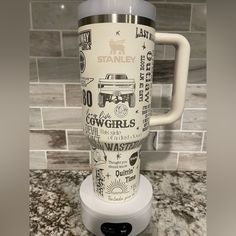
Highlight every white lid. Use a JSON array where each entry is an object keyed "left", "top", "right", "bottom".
[
  {"left": 78, "top": 0, "right": 156, "bottom": 21},
  {"left": 80, "top": 175, "right": 153, "bottom": 219}
]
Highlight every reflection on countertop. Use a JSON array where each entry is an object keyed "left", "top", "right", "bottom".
[{"left": 30, "top": 170, "right": 206, "bottom": 236}]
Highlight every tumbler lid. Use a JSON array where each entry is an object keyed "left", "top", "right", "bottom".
[{"left": 78, "top": 0, "right": 156, "bottom": 22}]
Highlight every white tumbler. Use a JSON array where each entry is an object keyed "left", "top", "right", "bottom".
[{"left": 78, "top": 0, "right": 190, "bottom": 203}]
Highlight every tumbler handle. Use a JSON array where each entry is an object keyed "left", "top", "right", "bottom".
[{"left": 150, "top": 33, "right": 190, "bottom": 126}]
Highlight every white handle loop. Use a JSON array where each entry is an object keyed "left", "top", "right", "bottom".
[{"left": 150, "top": 33, "right": 190, "bottom": 126}]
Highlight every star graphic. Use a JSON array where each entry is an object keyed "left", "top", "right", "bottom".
[
  {"left": 142, "top": 43, "right": 146, "bottom": 50},
  {"left": 117, "top": 153, "right": 122, "bottom": 159},
  {"left": 116, "top": 31, "right": 120, "bottom": 35}
]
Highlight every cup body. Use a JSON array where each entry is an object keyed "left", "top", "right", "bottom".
[{"left": 79, "top": 14, "right": 155, "bottom": 202}]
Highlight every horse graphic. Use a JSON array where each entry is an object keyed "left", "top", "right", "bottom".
[{"left": 109, "top": 39, "right": 125, "bottom": 55}]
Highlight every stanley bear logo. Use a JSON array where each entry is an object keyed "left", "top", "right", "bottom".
[
  {"left": 97, "top": 38, "right": 135, "bottom": 63},
  {"left": 109, "top": 39, "right": 125, "bottom": 55}
]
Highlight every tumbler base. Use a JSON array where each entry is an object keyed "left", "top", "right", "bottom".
[{"left": 80, "top": 174, "right": 153, "bottom": 236}]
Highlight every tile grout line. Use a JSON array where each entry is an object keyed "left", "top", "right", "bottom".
[
  {"left": 200, "top": 131, "right": 206, "bottom": 152},
  {"left": 30, "top": 128, "right": 84, "bottom": 131},
  {"left": 29, "top": 2, "right": 33, "bottom": 30},
  {"left": 189, "top": 3, "right": 194, "bottom": 32},
  {"left": 30, "top": 149, "right": 90, "bottom": 153},
  {"left": 63, "top": 84, "right": 67, "bottom": 107},
  {"left": 163, "top": 45, "right": 166, "bottom": 59},
  {"left": 44, "top": 151, "right": 47, "bottom": 169},
  {"left": 155, "top": 132, "right": 159, "bottom": 151},
  {"left": 65, "top": 130, "right": 69, "bottom": 151},
  {"left": 30, "top": 29, "right": 78, "bottom": 32},
  {"left": 159, "top": 84, "right": 163, "bottom": 108},
  {"left": 40, "top": 108, "right": 44, "bottom": 129},
  {"left": 35, "top": 58, "right": 40, "bottom": 83},
  {"left": 154, "top": 57, "right": 207, "bottom": 61},
  {"left": 29, "top": 106, "right": 82, "bottom": 109},
  {"left": 176, "top": 152, "right": 180, "bottom": 171},
  {"left": 180, "top": 113, "right": 184, "bottom": 131},
  {"left": 141, "top": 150, "right": 207, "bottom": 154},
  {"left": 150, "top": 130, "right": 206, "bottom": 133},
  {"left": 89, "top": 151, "right": 92, "bottom": 168},
  {"left": 29, "top": 56, "right": 79, "bottom": 59},
  {"left": 60, "top": 31, "right": 64, "bottom": 57},
  {"left": 29, "top": 82, "right": 81, "bottom": 85}
]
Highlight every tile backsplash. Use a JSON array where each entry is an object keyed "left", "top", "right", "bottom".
[{"left": 29, "top": 0, "right": 207, "bottom": 171}]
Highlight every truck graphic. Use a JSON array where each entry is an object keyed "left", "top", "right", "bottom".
[{"left": 98, "top": 74, "right": 136, "bottom": 108}]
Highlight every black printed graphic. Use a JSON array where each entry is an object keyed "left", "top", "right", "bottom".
[
  {"left": 98, "top": 74, "right": 136, "bottom": 108},
  {"left": 92, "top": 147, "right": 107, "bottom": 167},
  {"left": 114, "top": 104, "right": 128, "bottom": 118},
  {"left": 81, "top": 77, "right": 94, "bottom": 87},
  {"left": 82, "top": 89, "right": 92, "bottom": 107},
  {"left": 95, "top": 169, "right": 105, "bottom": 197},
  {"left": 142, "top": 42, "right": 146, "bottom": 50},
  {"left": 106, "top": 179, "right": 128, "bottom": 194},
  {"left": 79, "top": 51, "right": 86, "bottom": 73},
  {"left": 116, "top": 152, "right": 122, "bottom": 160},
  {"left": 116, "top": 30, "right": 121, "bottom": 36},
  {"left": 129, "top": 152, "right": 138, "bottom": 166},
  {"left": 86, "top": 110, "right": 135, "bottom": 129},
  {"left": 79, "top": 30, "right": 92, "bottom": 50},
  {"left": 136, "top": 27, "right": 154, "bottom": 41}
]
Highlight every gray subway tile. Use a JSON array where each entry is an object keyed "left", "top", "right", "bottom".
[
  {"left": 151, "top": 109, "right": 181, "bottom": 130},
  {"left": 30, "top": 31, "right": 61, "bottom": 57},
  {"left": 66, "top": 84, "right": 82, "bottom": 107},
  {"left": 151, "top": 84, "right": 162, "bottom": 108},
  {"left": 182, "top": 109, "right": 207, "bottom": 130},
  {"left": 42, "top": 108, "right": 82, "bottom": 129},
  {"left": 30, "top": 84, "right": 64, "bottom": 107},
  {"left": 185, "top": 85, "right": 207, "bottom": 108},
  {"left": 154, "top": 45, "right": 165, "bottom": 60},
  {"left": 30, "top": 108, "right": 42, "bottom": 129},
  {"left": 30, "top": 151, "right": 47, "bottom": 169},
  {"left": 30, "top": 130, "right": 66, "bottom": 150},
  {"left": 140, "top": 151, "right": 178, "bottom": 170},
  {"left": 153, "top": 60, "right": 175, "bottom": 84},
  {"left": 154, "top": 3, "right": 191, "bottom": 31},
  {"left": 38, "top": 58, "right": 80, "bottom": 83},
  {"left": 47, "top": 151, "right": 90, "bottom": 170},
  {"left": 188, "top": 60, "right": 207, "bottom": 84},
  {"left": 30, "top": 58, "right": 38, "bottom": 82},
  {"left": 68, "top": 131, "right": 90, "bottom": 150},
  {"left": 178, "top": 153, "right": 207, "bottom": 171},
  {"left": 62, "top": 31, "right": 79, "bottom": 57},
  {"left": 191, "top": 5, "right": 207, "bottom": 31},
  {"left": 31, "top": 2, "right": 80, "bottom": 30},
  {"left": 158, "top": 131, "right": 203, "bottom": 151},
  {"left": 141, "top": 132, "right": 158, "bottom": 151},
  {"left": 153, "top": 59, "right": 206, "bottom": 84},
  {"left": 161, "top": 84, "right": 172, "bottom": 108},
  {"left": 165, "top": 33, "right": 206, "bottom": 59}
]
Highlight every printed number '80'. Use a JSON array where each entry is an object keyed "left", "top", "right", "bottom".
[{"left": 83, "top": 90, "right": 92, "bottom": 107}]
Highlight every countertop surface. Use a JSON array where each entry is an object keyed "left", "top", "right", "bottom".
[{"left": 30, "top": 170, "right": 206, "bottom": 236}]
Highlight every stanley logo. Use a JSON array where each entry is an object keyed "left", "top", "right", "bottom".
[{"left": 97, "top": 38, "right": 136, "bottom": 63}]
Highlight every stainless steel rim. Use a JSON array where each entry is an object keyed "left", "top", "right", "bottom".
[{"left": 78, "top": 14, "right": 156, "bottom": 28}]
